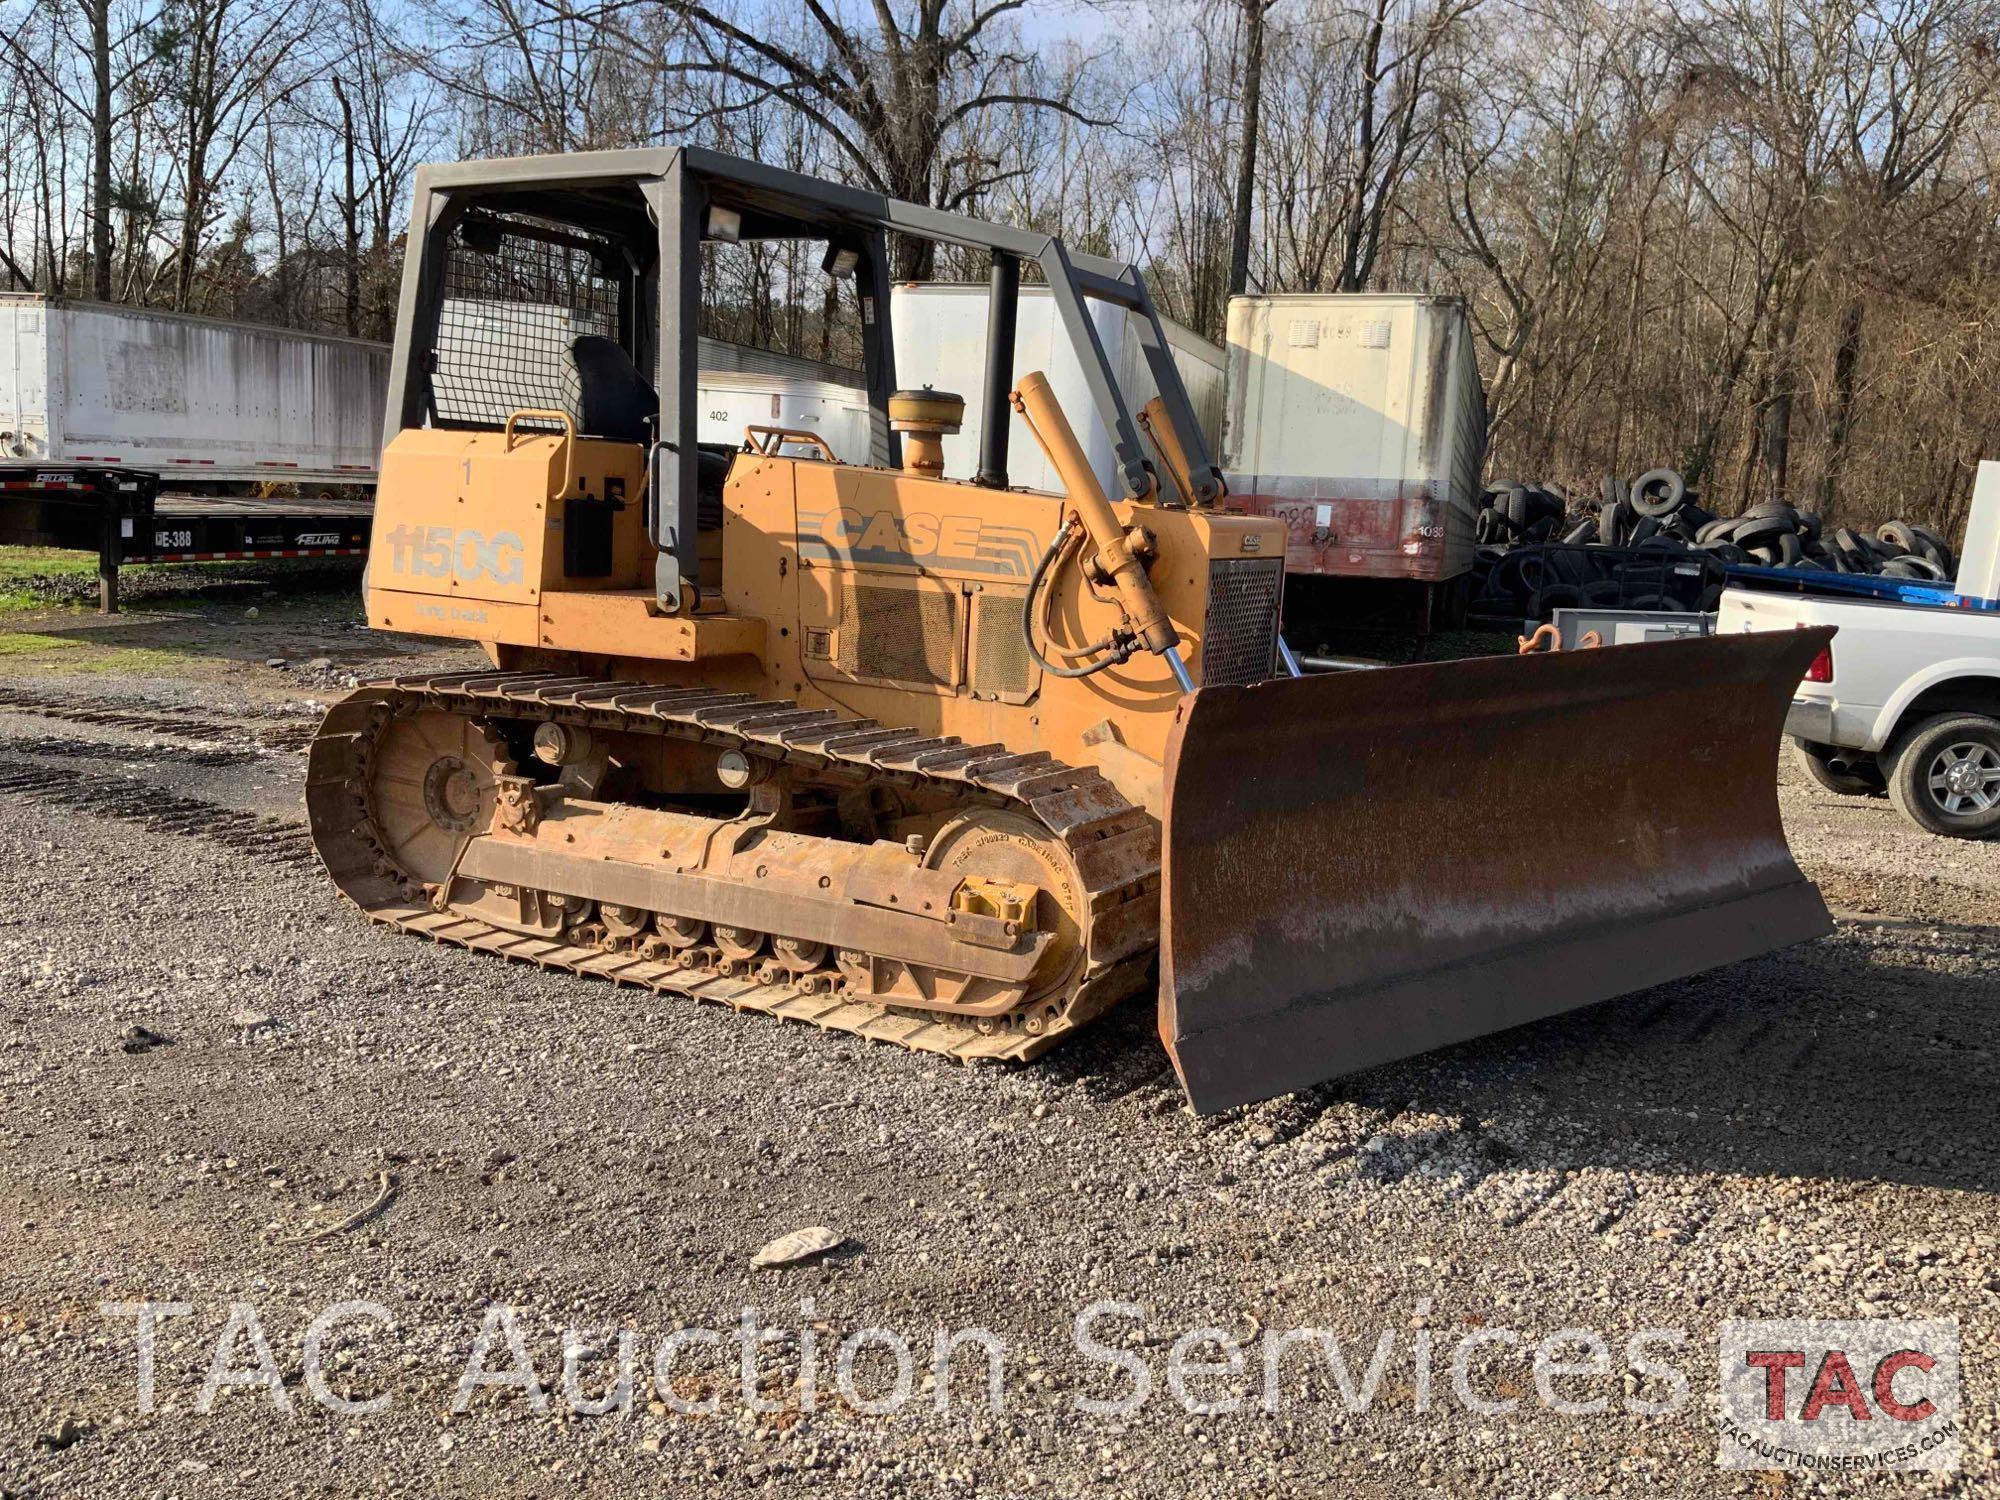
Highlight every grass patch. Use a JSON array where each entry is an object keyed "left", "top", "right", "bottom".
[
  {"left": 55, "top": 645, "right": 193, "bottom": 674},
  {"left": 0, "top": 549, "right": 99, "bottom": 612},
  {"left": 0, "top": 547, "right": 100, "bottom": 578},
  {"left": 0, "top": 545, "right": 362, "bottom": 612},
  {"left": 0, "top": 631, "right": 84, "bottom": 655},
  {"left": 0, "top": 630, "right": 216, "bottom": 676}
]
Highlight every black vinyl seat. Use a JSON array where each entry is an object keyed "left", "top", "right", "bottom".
[{"left": 569, "top": 334, "right": 657, "bottom": 444}]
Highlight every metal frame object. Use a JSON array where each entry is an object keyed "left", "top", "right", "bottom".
[{"left": 384, "top": 146, "right": 1224, "bottom": 614}]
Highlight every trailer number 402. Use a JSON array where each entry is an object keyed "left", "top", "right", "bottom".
[{"left": 382, "top": 524, "right": 525, "bottom": 585}]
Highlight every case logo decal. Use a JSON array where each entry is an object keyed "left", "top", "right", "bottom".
[{"left": 795, "top": 508, "right": 1038, "bottom": 577}]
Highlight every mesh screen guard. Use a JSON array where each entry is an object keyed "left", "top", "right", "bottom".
[{"left": 429, "top": 216, "right": 625, "bottom": 429}]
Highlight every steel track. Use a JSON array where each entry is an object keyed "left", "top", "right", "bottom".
[{"left": 306, "top": 671, "right": 1164, "bottom": 1064}]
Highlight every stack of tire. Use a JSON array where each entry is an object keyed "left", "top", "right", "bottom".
[
  {"left": 1474, "top": 481, "right": 1570, "bottom": 546},
  {"left": 1686, "top": 509, "right": 1955, "bottom": 582},
  {"left": 1471, "top": 541, "right": 1724, "bottom": 622},
  {"left": 1471, "top": 467, "right": 1959, "bottom": 623},
  {"left": 1565, "top": 470, "right": 1720, "bottom": 548}
]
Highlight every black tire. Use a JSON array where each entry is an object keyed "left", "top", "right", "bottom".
[
  {"left": 1858, "top": 531, "right": 1899, "bottom": 562},
  {"left": 1877, "top": 520, "right": 1917, "bottom": 553},
  {"left": 1909, "top": 524, "right": 1954, "bottom": 575},
  {"left": 1790, "top": 739, "right": 1884, "bottom": 798},
  {"left": 1630, "top": 467, "right": 1686, "bottom": 517},
  {"left": 1526, "top": 583, "right": 1582, "bottom": 619},
  {"left": 1731, "top": 515, "right": 1794, "bottom": 550},
  {"left": 1562, "top": 517, "right": 1598, "bottom": 545},
  {"left": 1885, "top": 713, "right": 2000, "bottom": 839},
  {"left": 1599, "top": 497, "right": 1635, "bottom": 547}
]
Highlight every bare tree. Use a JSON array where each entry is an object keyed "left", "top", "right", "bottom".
[
  {"left": 645, "top": 1, "right": 1112, "bottom": 275},
  {"left": 1226, "top": 0, "right": 1269, "bottom": 297},
  {"left": 1247, "top": 0, "right": 1479, "bottom": 295},
  {"left": 149, "top": 0, "right": 322, "bottom": 309}
]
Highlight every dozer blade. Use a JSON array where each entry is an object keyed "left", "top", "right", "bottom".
[{"left": 1158, "top": 628, "right": 1834, "bottom": 1113}]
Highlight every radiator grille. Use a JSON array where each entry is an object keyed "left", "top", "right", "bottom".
[
  {"left": 836, "top": 584, "right": 961, "bottom": 686},
  {"left": 1202, "top": 558, "right": 1282, "bottom": 686},
  {"left": 970, "top": 589, "right": 1034, "bottom": 700}
]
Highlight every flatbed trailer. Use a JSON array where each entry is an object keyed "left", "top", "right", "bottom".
[{"left": 0, "top": 463, "right": 370, "bottom": 610}]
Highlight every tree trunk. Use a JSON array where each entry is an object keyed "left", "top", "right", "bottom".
[
  {"left": 1336, "top": 0, "right": 1387, "bottom": 292},
  {"left": 1761, "top": 285, "right": 1805, "bottom": 504},
  {"left": 1226, "top": 0, "right": 1268, "bottom": 299},
  {"left": 1817, "top": 294, "right": 1864, "bottom": 516},
  {"left": 334, "top": 79, "right": 362, "bottom": 338},
  {"left": 89, "top": 0, "right": 113, "bottom": 301}
]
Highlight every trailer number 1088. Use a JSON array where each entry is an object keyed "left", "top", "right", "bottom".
[{"left": 383, "top": 524, "right": 525, "bottom": 585}]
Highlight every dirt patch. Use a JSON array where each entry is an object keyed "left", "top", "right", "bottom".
[{"left": 0, "top": 597, "right": 1991, "bottom": 1497}]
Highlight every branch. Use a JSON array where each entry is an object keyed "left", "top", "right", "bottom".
[
  {"left": 661, "top": 62, "right": 886, "bottom": 190},
  {"left": 939, "top": 90, "right": 1114, "bottom": 132}
]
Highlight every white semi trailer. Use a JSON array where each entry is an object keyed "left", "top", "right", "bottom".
[
  {"left": 0, "top": 293, "right": 870, "bottom": 608},
  {"left": 0, "top": 295, "right": 388, "bottom": 483},
  {"left": 889, "top": 282, "right": 1225, "bottom": 497},
  {"left": 1223, "top": 292, "right": 1487, "bottom": 638},
  {"left": 0, "top": 296, "right": 392, "bottom": 607}
]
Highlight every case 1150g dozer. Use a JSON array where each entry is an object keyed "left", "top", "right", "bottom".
[{"left": 306, "top": 147, "right": 1833, "bottom": 1112}]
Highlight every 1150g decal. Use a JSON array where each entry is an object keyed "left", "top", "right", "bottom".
[{"left": 382, "top": 525, "right": 525, "bottom": 585}]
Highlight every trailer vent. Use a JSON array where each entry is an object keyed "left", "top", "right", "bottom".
[
  {"left": 970, "top": 588, "right": 1034, "bottom": 700},
  {"left": 837, "top": 583, "right": 961, "bottom": 688},
  {"left": 1201, "top": 559, "right": 1282, "bottom": 687}
]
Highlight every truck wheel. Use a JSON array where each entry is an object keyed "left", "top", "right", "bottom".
[
  {"left": 1789, "top": 739, "right": 1883, "bottom": 797},
  {"left": 1886, "top": 714, "right": 2000, "bottom": 838}
]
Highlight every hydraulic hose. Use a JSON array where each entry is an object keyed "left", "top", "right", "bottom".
[
  {"left": 1012, "top": 373, "right": 1180, "bottom": 657},
  {"left": 1021, "top": 520, "right": 1130, "bottom": 679}
]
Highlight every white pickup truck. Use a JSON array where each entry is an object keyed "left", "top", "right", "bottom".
[{"left": 1717, "top": 587, "right": 2000, "bottom": 838}]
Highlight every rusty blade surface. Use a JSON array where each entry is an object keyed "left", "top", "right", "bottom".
[{"left": 1158, "top": 628, "right": 1835, "bottom": 1114}]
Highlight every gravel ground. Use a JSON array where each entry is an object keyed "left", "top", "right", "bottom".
[{"left": 0, "top": 595, "right": 1995, "bottom": 1497}]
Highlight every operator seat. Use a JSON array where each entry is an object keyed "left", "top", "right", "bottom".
[
  {"left": 568, "top": 334, "right": 656, "bottom": 444},
  {"left": 569, "top": 333, "right": 731, "bottom": 537}
]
